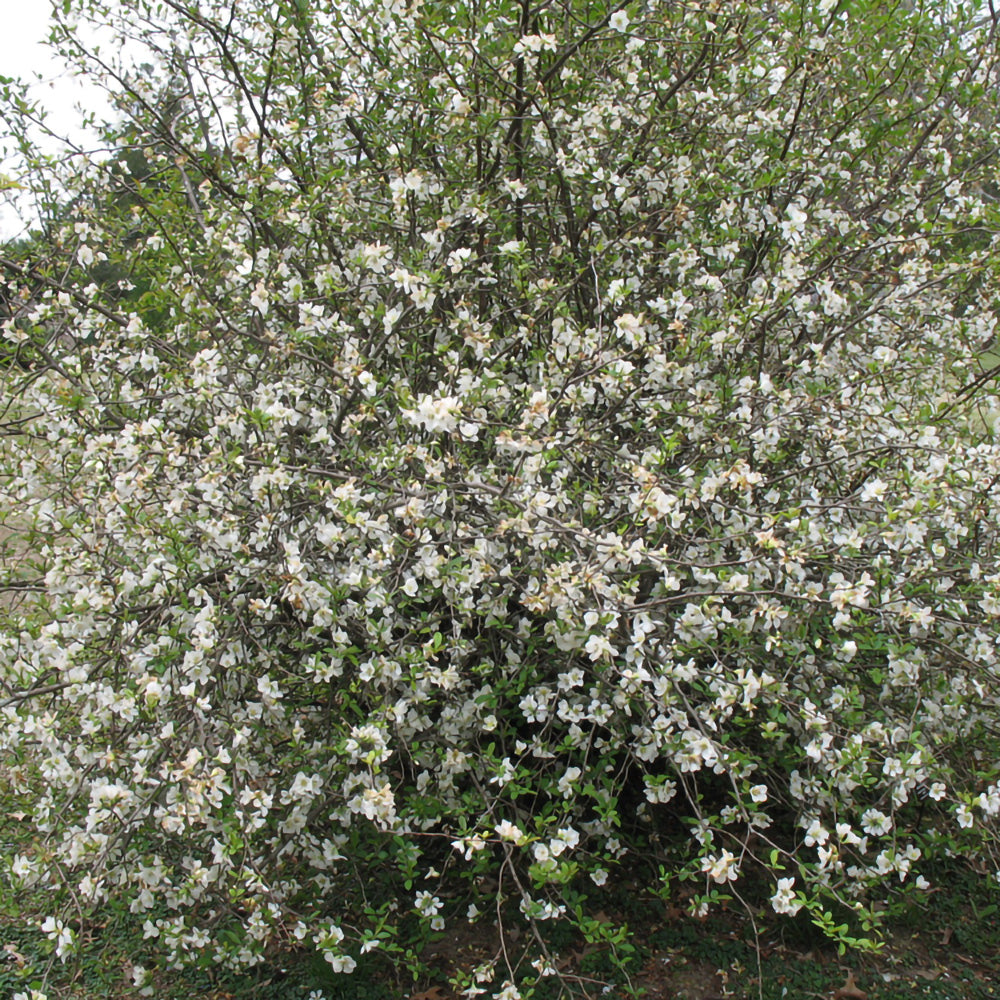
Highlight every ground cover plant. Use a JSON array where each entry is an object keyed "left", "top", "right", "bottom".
[{"left": 2, "top": 0, "right": 1000, "bottom": 996}]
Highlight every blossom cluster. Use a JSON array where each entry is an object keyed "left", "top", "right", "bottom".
[{"left": 1, "top": 0, "right": 999, "bottom": 992}]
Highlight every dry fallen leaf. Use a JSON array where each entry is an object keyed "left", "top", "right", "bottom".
[
  {"left": 3, "top": 943, "right": 27, "bottom": 966},
  {"left": 832, "top": 970, "right": 867, "bottom": 1000},
  {"left": 410, "top": 988, "right": 447, "bottom": 1000}
]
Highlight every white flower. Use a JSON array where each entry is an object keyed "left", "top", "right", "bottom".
[
  {"left": 860, "top": 478, "right": 887, "bottom": 502},
  {"left": 2, "top": 318, "right": 28, "bottom": 344},
  {"left": 452, "top": 834, "right": 487, "bottom": 860},
  {"left": 490, "top": 757, "right": 515, "bottom": 786},
  {"left": 702, "top": 849, "right": 739, "bottom": 884},
  {"left": 40, "top": 916, "right": 75, "bottom": 960},
  {"left": 415, "top": 890, "right": 442, "bottom": 916},
  {"left": 874, "top": 849, "right": 895, "bottom": 876},
  {"left": 352, "top": 783, "right": 397, "bottom": 825},
  {"left": 359, "top": 242, "right": 392, "bottom": 272},
  {"left": 143, "top": 677, "right": 164, "bottom": 707},
  {"left": 495, "top": 820, "right": 526, "bottom": 844},
  {"left": 326, "top": 954, "right": 357, "bottom": 973},
  {"left": 383, "top": 304, "right": 403, "bottom": 330},
  {"left": 404, "top": 394, "right": 461, "bottom": 434},
  {"left": 11, "top": 854, "right": 35, "bottom": 882},
  {"left": 584, "top": 633, "right": 616, "bottom": 661},
  {"left": 645, "top": 778, "right": 677, "bottom": 803},
  {"left": 132, "top": 965, "right": 154, "bottom": 997},
  {"left": 512, "top": 33, "right": 557, "bottom": 54},
  {"left": 532, "top": 956, "right": 558, "bottom": 976},
  {"left": 557, "top": 766, "right": 582, "bottom": 797},
  {"left": 781, "top": 201, "right": 808, "bottom": 242},
  {"left": 503, "top": 178, "right": 528, "bottom": 200},
  {"left": 770, "top": 877, "right": 803, "bottom": 916},
  {"left": 609, "top": 9, "right": 630, "bottom": 32},
  {"left": 552, "top": 827, "right": 579, "bottom": 852},
  {"left": 804, "top": 818, "right": 829, "bottom": 846},
  {"left": 767, "top": 65, "right": 787, "bottom": 94},
  {"left": 315, "top": 923, "right": 345, "bottom": 948},
  {"left": 447, "top": 247, "right": 473, "bottom": 273},
  {"left": 250, "top": 279, "right": 270, "bottom": 315},
  {"left": 861, "top": 808, "right": 892, "bottom": 837}
]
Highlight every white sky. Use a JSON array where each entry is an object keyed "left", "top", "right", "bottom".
[{"left": 0, "top": 3, "right": 116, "bottom": 239}]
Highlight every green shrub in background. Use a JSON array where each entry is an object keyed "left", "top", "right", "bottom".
[{"left": 2, "top": 0, "right": 1000, "bottom": 994}]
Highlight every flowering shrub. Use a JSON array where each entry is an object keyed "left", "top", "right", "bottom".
[{"left": 2, "top": 0, "right": 1000, "bottom": 991}]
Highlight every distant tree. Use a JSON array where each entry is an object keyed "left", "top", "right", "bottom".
[{"left": 2, "top": 0, "right": 1000, "bottom": 993}]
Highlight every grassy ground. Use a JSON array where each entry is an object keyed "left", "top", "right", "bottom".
[{"left": 1, "top": 855, "right": 998, "bottom": 1000}]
